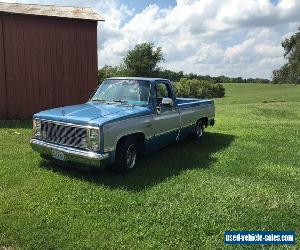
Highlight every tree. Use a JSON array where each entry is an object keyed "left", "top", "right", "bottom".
[
  {"left": 98, "top": 65, "right": 122, "bottom": 83},
  {"left": 123, "top": 42, "right": 165, "bottom": 77},
  {"left": 272, "top": 28, "right": 300, "bottom": 84},
  {"left": 159, "top": 70, "right": 184, "bottom": 82},
  {"left": 174, "top": 78, "right": 225, "bottom": 99}
]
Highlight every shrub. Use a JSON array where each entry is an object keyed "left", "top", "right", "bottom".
[{"left": 174, "top": 78, "right": 225, "bottom": 98}]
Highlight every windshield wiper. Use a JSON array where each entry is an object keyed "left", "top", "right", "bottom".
[
  {"left": 91, "top": 99, "right": 106, "bottom": 102},
  {"left": 113, "top": 99, "right": 129, "bottom": 104}
]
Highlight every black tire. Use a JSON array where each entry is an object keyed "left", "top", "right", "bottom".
[
  {"left": 114, "top": 137, "right": 138, "bottom": 172},
  {"left": 193, "top": 120, "right": 204, "bottom": 140}
]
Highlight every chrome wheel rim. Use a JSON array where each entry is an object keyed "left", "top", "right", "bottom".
[{"left": 126, "top": 144, "right": 137, "bottom": 169}]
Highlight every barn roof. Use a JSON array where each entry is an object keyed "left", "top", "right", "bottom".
[{"left": 0, "top": 2, "right": 104, "bottom": 21}]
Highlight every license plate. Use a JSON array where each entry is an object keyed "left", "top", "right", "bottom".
[{"left": 52, "top": 150, "right": 65, "bottom": 161}]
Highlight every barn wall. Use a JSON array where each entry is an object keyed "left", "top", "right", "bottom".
[
  {"left": 0, "top": 14, "right": 98, "bottom": 119},
  {"left": 0, "top": 17, "right": 7, "bottom": 119}
]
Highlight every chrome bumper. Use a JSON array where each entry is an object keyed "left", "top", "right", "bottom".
[{"left": 30, "top": 139, "right": 109, "bottom": 167}]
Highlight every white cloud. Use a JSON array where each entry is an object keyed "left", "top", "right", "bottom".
[
  {"left": 95, "top": 0, "right": 299, "bottom": 79},
  {"left": 1, "top": 0, "right": 299, "bottom": 78}
]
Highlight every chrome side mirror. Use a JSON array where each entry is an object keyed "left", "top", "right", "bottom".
[{"left": 162, "top": 97, "right": 173, "bottom": 107}]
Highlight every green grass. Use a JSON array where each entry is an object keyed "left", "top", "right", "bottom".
[{"left": 1, "top": 83, "right": 300, "bottom": 249}]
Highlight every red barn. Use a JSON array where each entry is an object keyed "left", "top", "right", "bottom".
[{"left": 0, "top": 2, "right": 104, "bottom": 119}]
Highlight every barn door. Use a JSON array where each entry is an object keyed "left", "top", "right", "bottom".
[{"left": 0, "top": 17, "right": 7, "bottom": 119}]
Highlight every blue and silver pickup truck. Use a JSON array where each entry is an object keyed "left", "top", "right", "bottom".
[{"left": 30, "top": 77, "right": 215, "bottom": 171}]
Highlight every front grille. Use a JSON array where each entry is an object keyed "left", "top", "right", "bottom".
[{"left": 40, "top": 121, "right": 88, "bottom": 150}]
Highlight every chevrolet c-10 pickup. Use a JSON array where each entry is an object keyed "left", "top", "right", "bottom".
[{"left": 30, "top": 77, "right": 215, "bottom": 171}]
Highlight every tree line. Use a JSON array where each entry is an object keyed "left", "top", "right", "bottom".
[
  {"left": 272, "top": 27, "right": 300, "bottom": 84},
  {"left": 98, "top": 66, "right": 270, "bottom": 85}
]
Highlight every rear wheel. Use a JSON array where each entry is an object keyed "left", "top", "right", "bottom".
[
  {"left": 114, "top": 137, "right": 138, "bottom": 172},
  {"left": 193, "top": 121, "right": 204, "bottom": 140}
]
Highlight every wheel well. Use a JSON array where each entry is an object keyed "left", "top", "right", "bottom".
[
  {"left": 116, "top": 133, "right": 146, "bottom": 155},
  {"left": 198, "top": 117, "right": 209, "bottom": 127}
]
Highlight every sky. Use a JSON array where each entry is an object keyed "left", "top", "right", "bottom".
[{"left": 2, "top": 0, "right": 300, "bottom": 79}]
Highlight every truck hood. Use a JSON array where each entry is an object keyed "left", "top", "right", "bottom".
[{"left": 34, "top": 102, "right": 151, "bottom": 126}]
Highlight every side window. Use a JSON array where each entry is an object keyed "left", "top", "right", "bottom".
[
  {"left": 156, "top": 83, "right": 168, "bottom": 98},
  {"left": 155, "top": 82, "right": 172, "bottom": 105}
]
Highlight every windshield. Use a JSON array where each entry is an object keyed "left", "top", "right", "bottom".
[{"left": 91, "top": 79, "right": 151, "bottom": 106}]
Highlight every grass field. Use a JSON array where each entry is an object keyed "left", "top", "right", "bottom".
[{"left": 0, "top": 83, "right": 299, "bottom": 249}]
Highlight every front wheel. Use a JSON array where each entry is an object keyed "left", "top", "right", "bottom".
[
  {"left": 114, "top": 137, "right": 138, "bottom": 172},
  {"left": 193, "top": 121, "right": 204, "bottom": 140}
]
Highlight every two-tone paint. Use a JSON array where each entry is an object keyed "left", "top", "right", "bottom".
[{"left": 30, "top": 77, "right": 215, "bottom": 167}]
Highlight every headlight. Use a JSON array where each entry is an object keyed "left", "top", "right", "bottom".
[
  {"left": 88, "top": 128, "right": 100, "bottom": 151},
  {"left": 33, "top": 119, "right": 41, "bottom": 138}
]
